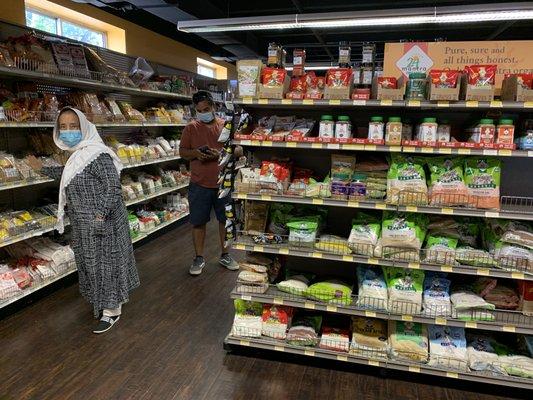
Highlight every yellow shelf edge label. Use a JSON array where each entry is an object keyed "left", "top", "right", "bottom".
[
  {"left": 263, "top": 140, "right": 273, "bottom": 147},
  {"left": 465, "top": 321, "right": 478, "bottom": 328},
  {"left": 253, "top": 245, "right": 264, "bottom": 252},
  {"left": 311, "top": 143, "right": 323, "bottom": 149},
  {"left": 240, "top": 340, "right": 250, "bottom": 346},
  {"left": 274, "top": 345, "right": 285, "bottom": 352},
  {"left": 234, "top": 244, "right": 245, "bottom": 250},
  {"left": 406, "top": 206, "right": 418, "bottom": 212},
  {"left": 329, "top": 99, "right": 341, "bottom": 105},
  {"left": 408, "top": 366, "right": 421, "bottom": 373},
  {"left": 446, "top": 372, "right": 459, "bottom": 379},
  {"left": 466, "top": 100, "right": 479, "bottom": 108},
  {"left": 273, "top": 297, "right": 284, "bottom": 305},
  {"left": 365, "top": 145, "right": 377, "bottom": 151},
  {"left": 407, "top": 100, "right": 421, "bottom": 107},
  {"left": 279, "top": 248, "right": 289, "bottom": 254},
  {"left": 347, "top": 201, "right": 360, "bottom": 208},
  {"left": 490, "top": 100, "right": 503, "bottom": 108},
  {"left": 286, "top": 142, "right": 297, "bottom": 148},
  {"left": 435, "top": 317, "right": 447, "bottom": 325},
  {"left": 312, "top": 198, "right": 324, "bottom": 204},
  {"left": 438, "top": 148, "right": 452, "bottom": 154},
  {"left": 326, "top": 305, "right": 338, "bottom": 312},
  {"left": 441, "top": 207, "right": 454, "bottom": 215},
  {"left": 502, "top": 325, "right": 516, "bottom": 333},
  {"left": 304, "top": 302, "right": 316, "bottom": 310},
  {"left": 403, "top": 147, "right": 416, "bottom": 152},
  {"left": 281, "top": 99, "right": 292, "bottom": 105},
  {"left": 401, "top": 315, "right": 413, "bottom": 321},
  {"left": 258, "top": 99, "right": 269, "bottom": 105},
  {"left": 477, "top": 268, "right": 490, "bottom": 276},
  {"left": 337, "top": 355, "right": 348, "bottom": 362},
  {"left": 260, "top": 195, "right": 272, "bottom": 201},
  {"left": 485, "top": 211, "right": 500, "bottom": 218},
  {"left": 303, "top": 99, "right": 314, "bottom": 105},
  {"left": 437, "top": 101, "right": 450, "bottom": 107},
  {"left": 421, "top": 147, "right": 434, "bottom": 154},
  {"left": 312, "top": 252, "right": 323, "bottom": 259},
  {"left": 380, "top": 99, "right": 393, "bottom": 106},
  {"left": 342, "top": 255, "right": 353, "bottom": 262},
  {"left": 367, "top": 258, "right": 379, "bottom": 265},
  {"left": 365, "top": 311, "right": 377, "bottom": 317},
  {"left": 511, "top": 272, "right": 525, "bottom": 279},
  {"left": 375, "top": 203, "right": 387, "bottom": 210},
  {"left": 368, "top": 360, "right": 380, "bottom": 367},
  {"left": 458, "top": 148, "right": 471, "bottom": 155},
  {"left": 408, "top": 262, "right": 420, "bottom": 269},
  {"left": 498, "top": 149, "right": 512, "bottom": 156},
  {"left": 304, "top": 349, "right": 315, "bottom": 356},
  {"left": 242, "top": 97, "right": 253, "bottom": 104},
  {"left": 441, "top": 265, "right": 453, "bottom": 273}
]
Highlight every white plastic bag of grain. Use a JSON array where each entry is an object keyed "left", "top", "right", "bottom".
[
  {"left": 422, "top": 273, "right": 452, "bottom": 317},
  {"left": 428, "top": 325, "right": 468, "bottom": 371},
  {"left": 350, "top": 316, "right": 388, "bottom": 359},
  {"left": 389, "top": 320, "right": 429, "bottom": 363},
  {"left": 356, "top": 265, "right": 388, "bottom": 310},
  {"left": 385, "top": 267, "right": 425, "bottom": 314},
  {"left": 231, "top": 299, "right": 262, "bottom": 338},
  {"left": 466, "top": 333, "right": 508, "bottom": 375}
]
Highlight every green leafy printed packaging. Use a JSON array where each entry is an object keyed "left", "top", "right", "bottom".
[
  {"left": 348, "top": 212, "right": 381, "bottom": 256},
  {"left": 387, "top": 154, "right": 428, "bottom": 205},
  {"left": 464, "top": 158, "right": 501, "bottom": 209},
  {"left": 423, "top": 235, "right": 458, "bottom": 264},
  {"left": 231, "top": 299, "right": 263, "bottom": 337},
  {"left": 384, "top": 266, "right": 425, "bottom": 314},
  {"left": 389, "top": 320, "right": 429, "bottom": 362},
  {"left": 305, "top": 280, "right": 353, "bottom": 306},
  {"left": 287, "top": 220, "right": 319, "bottom": 247},
  {"left": 427, "top": 156, "right": 468, "bottom": 206},
  {"left": 381, "top": 212, "right": 428, "bottom": 251}
]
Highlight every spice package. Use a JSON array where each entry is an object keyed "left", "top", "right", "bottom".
[
  {"left": 286, "top": 75, "right": 307, "bottom": 99},
  {"left": 262, "top": 67, "right": 287, "bottom": 87},
  {"left": 465, "top": 65, "right": 497, "bottom": 87},
  {"left": 306, "top": 76, "right": 325, "bottom": 99},
  {"left": 236, "top": 60, "right": 262, "bottom": 98},
  {"left": 292, "top": 49, "right": 306, "bottom": 77},
  {"left": 326, "top": 68, "right": 351, "bottom": 88},
  {"left": 429, "top": 70, "right": 460, "bottom": 88}
]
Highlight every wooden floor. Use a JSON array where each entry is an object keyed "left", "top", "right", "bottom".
[{"left": 0, "top": 221, "right": 530, "bottom": 400}]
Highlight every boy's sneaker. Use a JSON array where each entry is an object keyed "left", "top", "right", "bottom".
[
  {"left": 189, "top": 256, "right": 206, "bottom": 276},
  {"left": 93, "top": 316, "right": 120, "bottom": 334},
  {"left": 219, "top": 253, "right": 239, "bottom": 271}
]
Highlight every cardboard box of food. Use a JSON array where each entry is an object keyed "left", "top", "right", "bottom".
[
  {"left": 428, "top": 79, "right": 461, "bottom": 101},
  {"left": 501, "top": 76, "right": 533, "bottom": 102},
  {"left": 460, "top": 74, "right": 495, "bottom": 101},
  {"left": 372, "top": 76, "right": 406, "bottom": 100},
  {"left": 258, "top": 74, "right": 290, "bottom": 99}
]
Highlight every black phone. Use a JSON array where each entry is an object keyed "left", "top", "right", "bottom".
[{"left": 198, "top": 145, "right": 210, "bottom": 154}]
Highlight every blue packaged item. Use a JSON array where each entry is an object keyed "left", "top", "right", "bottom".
[
  {"left": 428, "top": 325, "right": 468, "bottom": 370},
  {"left": 422, "top": 273, "right": 451, "bottom": 316},
  {"left": 356, "top": 265, "right": 387, "bottom": 310}
]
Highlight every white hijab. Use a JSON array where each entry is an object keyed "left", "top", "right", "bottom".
[{"left": 53, "top": 107, "right": 123, "bottom": 234}]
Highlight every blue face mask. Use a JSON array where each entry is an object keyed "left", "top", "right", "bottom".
[
  {"left": 196, "top": 111, "right": 214, "bottom": 124},
  {"left": 59, "top": 130, "right": 82, "bottom": 147}
]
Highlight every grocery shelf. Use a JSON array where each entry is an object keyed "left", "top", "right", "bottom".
[
  {"left": 230, "top": 286, "right": 533, "bottom": 335},
  {"left": 0, "top": 224, "right": 57, "bottom": 249},
  {"left": 122, "top": 155, "right": 182, "bottom": 170},
  {"left": 0, "top": 177, "right": 55, "bottom": 192},
  {"left": 233, "top": 139, "right": 532, "bottom": 158},
  {"left": 232, "top": 241, "right": 532, "bottom": 281},
  {"left": 0, "top": 121, "right": 187, "bottom": 128},
  {"left": 125, "top": 182, "right": 189, "bottom": 206},
  {"left": 224, "top": 335, "right": 533, "bottom": 389},
  {"left": 234, "top": 97, "right": 533, "bottom": 111},
  {"left": 0, "top": 263, "right": 77, "bottom": 310},
  {"left": 131, "top": 212, "right": 189, "bottom": 243},
  {"left": 0, "top": 65, "right": 192, "bottom": 101},
  {"left": 232, "top": 192, "right": 533, "bottom": 221}
]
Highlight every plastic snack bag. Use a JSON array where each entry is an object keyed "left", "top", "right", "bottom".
[
  {"left": 389, "top": 320, "right": 429, "bottom": 363},
  {"left": 451, "top": 285, "right": 495, "bottom": 321},
  {"left": 356, "top": 265, "right": 388, "bottom": 310},
  {"left": 287, "top": 220, "right": 318, "bottom": 248},
  {"left": 350, "top": 316, "right": 388, "bottom": 359},
  {"left": 129, "top": 57, "right": 154, "bottom": 86},
  {"left": 464, "top": 158, "right": 501, "bottom": 210},
  {"left": 384, "top": 266, "right": 425, "bottom": 314},
  {"left": 427, "top": 157, "right": 468, "bottom": 206},
  {"left": 466, "top": 333, "right": 507, "bottom": 375},
  {"left": 261, "top": 304, "right": 294, "bottom": 339},
  {"left": 320, "top": 326, "right": 351, "bottom": 352},
  {"left": 277, "top": 271, "right": 314, "bottom": 296},
  {"left": 387, "top": 154, "right": 428, "bottom": 205},
  {"left": 381, "top": 212, "right": 428, "bottom": 252},
  {"left": 428, "top": 325, "right": 468, "bottom": 371}
]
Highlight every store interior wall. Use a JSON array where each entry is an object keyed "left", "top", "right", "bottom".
[{"left": 0, "top": 0, "right": 236, "bottom": 80}]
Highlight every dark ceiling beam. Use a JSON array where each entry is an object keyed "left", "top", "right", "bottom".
[{"left": 289, "top": 0, "right": 334, "bottom": 63}]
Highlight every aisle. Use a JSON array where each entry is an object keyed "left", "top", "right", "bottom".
[{"left": 0, "top": 221, "right": 528, "bottom": 400}]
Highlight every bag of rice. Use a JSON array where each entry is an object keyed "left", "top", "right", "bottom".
[
  {"left": 423, "top": 273, "right": 452, "bottom": 317},
  {"left": 231, "top": 299, "right": 263, "bottom": 337},
  {"left": 499, "top": 355, "right": 533, "bottom": 378},
  {"left": 451, "top": 285, "right": 495, "bottom": 321},
  {"left": 315, "top": 234, "right": 352, "bottom": 255},
  {"left": 356, "top": 265, "right": 388, "bottom": 311},
  {"left": 348, "top": 212, "right": 381, "bottom": 256},
  {"left": 350, "top": 316, "right": 388, "bottom": 359},
  {"left": 428, "top": 325, "right": 468, "bottom": 371},
  {"left": 466, "top": 333, "right": 508, "bottom": 375},
  {"left": 423, "top": 235, "right": 458, "bottom": 265},
  {"left": 387, "top": 155, "right": 428, "bottom": 205},
  {"left": 455, "top": 246, "right": 497, "bottom": 267},
  {"left": 381, "top": 212, "right": 428, "bottom": 254},
  {"left": 427, "top": 157, "right": 469, "bottom": 206},
  {"left": 319, "top": 326, "right": 351, "bottom": 352},
  {"left": 389, "top": 320, "right": 429, "bottom": 362},
  {"left": 287, "top": 220, "right": 319, "bottom": 248},
  {"left": 277, "top": 271, "right": 314, "bottom": 296},
  {"left": 464, "top": 158, "right": 501, "bottom": 209},
  {"left": 261, "top": 304, "right": 294, "bottom": 339},
  {"left": 306, "top": 280, "right": 353, "bottom": 306},
  {"left": 286, "top": 314, "right": 322, "bottom": 346},
  {"left": 384, "top": 266, "right": 425, "bottom": 314}
]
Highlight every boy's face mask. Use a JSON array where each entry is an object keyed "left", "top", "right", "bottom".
[
  {"left": 196, "top": 111, "right": 215, "bottom": 124},
  {"left": 59, "top": 130, "right": 83, "bottom": 147}
]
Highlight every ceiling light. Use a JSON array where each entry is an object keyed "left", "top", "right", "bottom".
[{"left": 177, "top": 3, "right": 533, "bottom": 33}]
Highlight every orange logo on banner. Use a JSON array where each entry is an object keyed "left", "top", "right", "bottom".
[{"left": 384, "top": 40, "right": 533, "bottom": 88}]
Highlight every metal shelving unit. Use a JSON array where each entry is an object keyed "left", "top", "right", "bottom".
[
  {"left": 0, "top": 178, "right": 55, "bottom": 192},
  {"left": 233, "top": 192, "right": 533, "bottom": 221},
  {"left": 230, "top": 286, "right": 533, "bottom": 335},
  {"left": 125, "top": 182, "right": 189, "bottom": 206},
  {"left": 122, "top": 155, "right": 182, "bottom": 170},
  {"left": 233, "top": 139, "right": 532, "bottom": 158},
  {"left": 224, "top": 335, "right": 533, "bottom": 390},
  {"left": 131, "top": 212, "right": 189, "bottom": 243},
  {"left": 0, "top": 121, "right": 187, "bottom": 128}
]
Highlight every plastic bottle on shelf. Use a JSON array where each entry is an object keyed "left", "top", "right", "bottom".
[
  {"left": 368, "top": 116, "right": 384, "bottom": 140},
  {"left": 420, "top": 117, "right": 438, "bottom": 142},
  {"left": 335, "top": 116, "right": 352, "bottom": 139},
  {"left": 470, "top": 119, "right": 495, "bottom": 144},
  {"left": 319, "top": 115, "right": 335, "bottom": 138},
  {"left": 496, "top": 119, "right": 515, "bottom": 144},
  {"left": 386, "top": 117, "right": 402, "bottom": 145},
  {"left": 406, "top": 72, "right": 427, "bottom": 100},
  {"left": 437, "top": 120, "right": 451, "bottom": 142}
]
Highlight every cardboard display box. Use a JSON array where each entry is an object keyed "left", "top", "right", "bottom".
[
  {"left": 460, "top": 74, "right": 495, "bottom": 101},
  {"left": 428, "top": 79, "right": 461, "bottom": 101},
  {"left": 501, "top": 76, "right": 533, "bottom": 102},
  {"left": 372, "top": 76, "right": 406, "bottom": 100},
  {"left": 324, "top": 72, "right": 353, "bottom": 100}
]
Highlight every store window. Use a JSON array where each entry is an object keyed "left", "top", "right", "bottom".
[
  {"left": 197, "top": 63, "right": 216, "bottom": 78},
  {"left": 25, "top": 8, "right": 107, "bottom": 48}
]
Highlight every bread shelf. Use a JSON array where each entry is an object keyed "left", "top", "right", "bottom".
[
  {"left": 131, "top": 212, "right": 189, "bottom": 244},
  {"left": 233, "top": 192, "right": 533, "bottom": 222},
  {"left": 232, "top": 241, "right": 532, "bottom": 281},
  {"left": 234, "top": 97, "right": 533, "bottom": 111},
  {"left": 230, "top": 286, "right": 533, "bottom": 335},
  {"left": 125, "top": 182, "right": 189, "bottom": 206},
  {"left": 224, "top": 335, "right": 533, "bottom": 389},
  {"left": 0, "top": 262, "right": 77, "bottom": 310},
  {"left": 233, "top": 139, "right": 532, "bottom": 158}
]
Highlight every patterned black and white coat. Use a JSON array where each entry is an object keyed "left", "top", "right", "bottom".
[{"left": 48, "top": 153, "right": 139, "bottom": 316}]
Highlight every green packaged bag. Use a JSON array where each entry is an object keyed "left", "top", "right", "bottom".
[
  {"left": 464, "top": 158, "right": 501, "bottom": 209},
  {"left": 384, "top": 266, "right": 425, "bottom": 314},
  {"left": 305, "top": 280, "right": 353, "bottom": 305},
  {"left": 427, "top": 156, "right": 468, "bottom": 206},
  {"left": 348, "top": 212, "right": 381, "bottom": 256},
  {"left": 424, "top": 235, "right": 458, "bottom": 264},
  {"left": 387, "top": 154, "right": 428, "bottom": 205},
  {"left": 381, "top": 212, "right": 428, "bottom": 250}
]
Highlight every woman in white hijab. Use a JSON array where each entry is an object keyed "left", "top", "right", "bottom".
[{"left": 54, "top": 107, "right": 139, "bottom": 334}]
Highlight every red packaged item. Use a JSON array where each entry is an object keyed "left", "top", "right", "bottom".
[
  {"left": 465, "top": 65, "right": 497, "bottom": 87},
  {"left": 306, "top": 75, "right": 325, "bottom": 99},
  {"left": 319, "top": 326, "right": 350, "bottom": 352},
  {"left": 262, "top": 304, "right": 294, "bottom": 339},
  {"left": 326, "top": 68, "right": 351, "bottom": 88},
  {"left": 292, "top": 167, "right": 314, "bottom": 184},
  {"left": 293, "top": 49, "right": 306, "bottom": 77},
  {"left": 260, "top": 161, "right": 290, "bottom": 183},
  {"left": 518, "top": 281, "right": 533, "bottom": 316},
  {"left": 262, "top": 67, "right": 286, "bottom": 87},
  {"left": 286, "top": 75, "right": 307, "bottom": 99},
  {"left": 504, "top": 73, "right": 533, "bottom": 89},
  {"left": 429, "top": 69, "right": 460, "bottom": 88},
  {"left": 352, "top": 88, "right": 371, "bottom": 100},
  {"left": 377, "top": 77, "right": 397, "bottom": 89}
]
